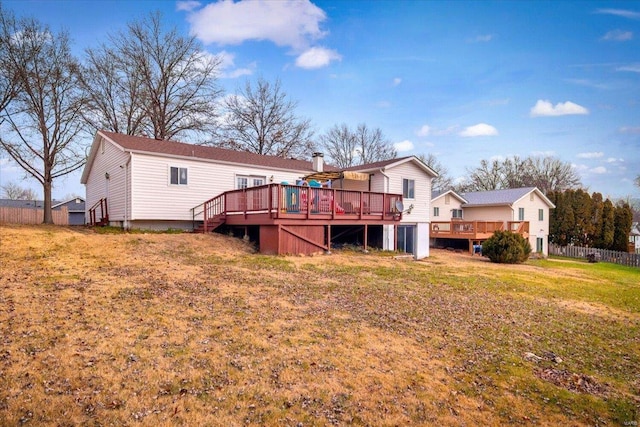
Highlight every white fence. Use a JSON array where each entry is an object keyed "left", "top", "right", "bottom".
[{"left": 549, "top": 243, "right": 640, "bottom": 268}]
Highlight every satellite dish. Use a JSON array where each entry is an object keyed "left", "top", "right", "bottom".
[{"left": 395, "top": 201, "right": 404, "bottom": 212}]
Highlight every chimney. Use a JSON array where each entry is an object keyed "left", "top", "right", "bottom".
[{"left": 312, "top": 152, "right": 324, "bottom": 172}]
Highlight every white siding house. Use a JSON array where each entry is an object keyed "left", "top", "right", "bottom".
[{"left": 81, "top": 131, "right": 438, "bottom": 258}]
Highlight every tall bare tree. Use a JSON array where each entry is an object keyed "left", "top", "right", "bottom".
[
  {"left": 319, "top": 122, "right": 396, "bottom": 167},
  {"left": 457, "top": 155, "right": 581, "bottom": 194},
  {"left": 1, "top": 181, "right": 37, "bottom": 200},
  {"left": 0, "top": 3, "right": 19, "bottom": 119},
  {"left": 80, "top": 11, "right": 222, "bottom": 141},
  {"left": 417, "top": 153, "right": 452, "bottom": 193},
  {"left": 0, "top": 13, "right": 86, "bottom": 223},
  {"left": 219, "top": 77, "right": 315, "bottom": 158}
]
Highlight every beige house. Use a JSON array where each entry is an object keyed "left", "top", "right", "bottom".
[{"left": 431, "top": 187, "right": 555, "bottom": 255}]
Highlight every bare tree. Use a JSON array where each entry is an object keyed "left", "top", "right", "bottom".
[
  {"left": 0, "top": 3, "right": 19, "bottom": 119},
  {"left": 635, "top": 174, "right": 640, "bottom": 189},
  {"left": 457, "top": 155, "right": 581, "bottom": 194},
  {"left": 80, "top": 11, "right": 222, "bottom": 141},
  {"left": 219, "top": 77, "right": 315, "bottom": 158},
  {"left": 354, "top": 123, "right": 396, "bottom": 165},
  {"left": 319, "top": 123, "right": 357, "bottom": 168},
  {"left": 0, "top": 14, "right": 86, "bottom": 223},
  {"left": 1, "top": 181, "right": 38, "bottom": 200},
  {"left": 417, "top": 153, "right": 452, "bottom": 193},
  {"left": 319, "top": 122, "right": 396, "bottom": 167}
]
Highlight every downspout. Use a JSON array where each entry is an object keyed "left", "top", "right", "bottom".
[
  {"left": 378, "top": 168, "right": 393, "bottom": 250},
  {"left": 121, "top": 154, "right": 131, "bottom": 230}
]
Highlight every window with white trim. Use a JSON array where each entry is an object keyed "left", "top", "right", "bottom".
[
  {"left": 403, "top": 179, "right": 415, "bottom": 199},
  {"left": 518, "top": 207, "right": 525, "bottom": 221},
  {"left": 452, "top": 209, "right": 463, "bottom": 219},
  {"left": 538, "top": 209, "right": 544, "bottom": 221},
  {"left": 237, "top": 175, "right": 266, "bottom": 190},
  {"left": 170, "top": 167, "right": 188, "bottom": 185},
  {"left": 433, "top": 206, "right": 440, "bottom": 217}
]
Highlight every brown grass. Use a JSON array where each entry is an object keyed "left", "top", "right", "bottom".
[{"left": 0, "top": 224, "right": 638, "bottom": 426}]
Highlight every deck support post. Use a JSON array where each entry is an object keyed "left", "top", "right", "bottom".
[
  {"left": 364, "top": 224, "right": 368, "bottom": 252},
  {"left": 326, "top": 225, "right": 332, "bottom": 254}
]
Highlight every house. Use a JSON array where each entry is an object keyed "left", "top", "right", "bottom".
[
  {"left": 431, "top": 187, "right": 555, "bottom": 255},
  {"left": 81, "top": 131, "right": 437, "bottom": 258},
  {"left": 52, "top": 197, "right": 86, "bottom": 225},
  {"left": 630, "top": 222, "right": 640, "bottom": 253}
]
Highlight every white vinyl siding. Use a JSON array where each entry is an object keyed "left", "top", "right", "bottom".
[
  {"left": 129, "top": 153, "right": 305, "bottom": 221},
  {"left": 84, "top": 136, "right": 129, "bottom": 224}
]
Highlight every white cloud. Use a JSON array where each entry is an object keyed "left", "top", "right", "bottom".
[
  {"left": 186, "top": 0, "right": 327, "bottom": 50},
  {"left": 619, "top": 126, "right": 640, "bottom": 134},
  {"left": 577, "top": 152, "right": 604, "bottom": 159},
  {"left": 295, "top": 46, "right": 341, "bottom": 69},
  {"left": 595, "top": 9, "right": 640, "bottom": 20},
  {"left": 468, "top": 34, "right": 493, "bottom": 43},
  {"left": 602, "top": 29, "right": 633, "bottom": 41},
  {"left": 176, "top": 1, "right": 200, "bottom": 12},
  {"left": 215, "top": 50, "right": 255, "bottom": 78},
  {"left": 529, "top": 100, "right": 589, "bottom": 117},
  {"left": 531, "top": 150, "right": 556, "bottom": 157},
  {"left": 394, "top": 140, "right": 414, "bottom": 152},
  {"left": 590, "top": 166, "right": 607, "bottom": 174},
  {"left": 416, "top": 125, "right": 431, "bottom": 137},
  {"left": 459, "top": 123, "right": 498, "bottom": 137},
  {"left": 606, "top": 157, "right": 624, "bottom": 163},
  {"left": 392, "top": 77, "right": 402, "bottom": 86},
  {"left": 616, "top": 63, "right": 640, "bottom": 72}
]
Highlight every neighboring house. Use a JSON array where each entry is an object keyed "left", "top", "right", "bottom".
[
  {"left": 53, "top": 197, "right": 86, "bottom": 225},
  {"left": 81, "top": 131, "right": 437, "bottom": 258},
  {"left": 0, "top": 199, "right": 70, "bottom": 225},
  {"left": 431, "top": 187, "right": 555, "bottom": 256},
  {"left": 630, "top": 222, "right": 640, "bottom": 253}
]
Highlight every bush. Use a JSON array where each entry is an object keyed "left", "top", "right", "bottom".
[{"left": 482, "top": 230, "right": 532, "bottom": 264}]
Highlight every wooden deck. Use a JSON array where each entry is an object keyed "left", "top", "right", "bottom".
[
  {"left": 201, "top": 184, "right": 403, "bottom": 230},
  {"left": 431, "top": 220, "right": 530, "bottom": 240},
  {"left": 196, "top": 184, "right": 403, "bottom": 255}
]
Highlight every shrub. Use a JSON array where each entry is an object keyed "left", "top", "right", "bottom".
[{"left": 482, "top": 230, "right": 532, "bottom": 264}]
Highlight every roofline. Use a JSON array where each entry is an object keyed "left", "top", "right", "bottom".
[
  {"left": 52, "top": 197, "right": 85, "bottom": 209},
  {"left": 431, "top": 189, "right": 467, "bottom": 204},
  {"left": 352, "top": 156, "right": 439, "bottom": 177},
  {"left": 125, "top": 148, "right": 314, "bottom": 175}
]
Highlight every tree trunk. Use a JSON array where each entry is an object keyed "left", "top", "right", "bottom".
[{"left": 43, "top": 179, "right": 53, "bottom": 224}]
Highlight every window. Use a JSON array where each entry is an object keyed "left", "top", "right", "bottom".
[
  {"left": 536, "top": 237, "right": 544, "bottom": 253},
  {"left": 518, "top": 207, "right": 525, "bottom": 221},
  {"left": 452, "top": 209, "right": 463, "bottom": 219},
  {"left": 170, "top": 167, "right": 188, "bottom": 185},
  {"left": 403, "top": 179, "right": 415, "bottom": 199},
  {"left": 433, "top": 207, "right": 440, "bottom": 217},
  {"left": 538, "top": 209, "right": 544, "bottom": 221},
  {"left": 237, "top": 175, "right": 266, "bottom": 190}
]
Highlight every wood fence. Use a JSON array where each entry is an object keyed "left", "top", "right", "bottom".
[
  {"left": 549, "top": 243, "right": 640, "bottom": 268},
  {"left": 0, "top": 207, "right": 69, "bottom": 225}
]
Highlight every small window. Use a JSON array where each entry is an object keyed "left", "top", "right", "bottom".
[
  {"left": 253, "top": 178, "right": 264, "bottom": 187},
  {"left": 538, "top": 209, "right": 544, "bottom": 221},
  {"left": 403, "top": 179, "right": 415, "bottom": 199},
  {"left": 452, "top": 209, "right": 463, "bottom": 219},
  {"left": 530, "top": 193, "right": 534, "bottom": 201},
  {"left": 433, "top": 206, "right": 439, "bottom": 217},
  {"left": 237, "top": 177, "right": 248, "bottom": 189},
  {"left": 236, "top": 175, "right": 266, "bottom": 189},
  {"left": 170, "top": 167, "right": 188, "bottom": 185},
  {"left": 518, "top": 207, "right": 525, "bottom": 221},
  {"left": 445, "top": 194, "right": 450, "bottom": 205}
]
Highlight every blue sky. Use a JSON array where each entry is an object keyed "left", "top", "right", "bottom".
[{"left": 1, "top": 0, "right": 639, "bottom": 200}]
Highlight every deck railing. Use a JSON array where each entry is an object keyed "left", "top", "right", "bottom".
[
  {"left": 88, "top": 198, "right": 108, "bottom": 226},
  {"left": 430, "top": 220, "right": 530, "bottom": 239},
  {"left": 200, "top": 184, "right": 403, "bottom": 229}
]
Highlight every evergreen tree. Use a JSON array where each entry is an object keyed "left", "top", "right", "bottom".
[{"left": 612, "top": 202, "right": 633, "bottom": 252}]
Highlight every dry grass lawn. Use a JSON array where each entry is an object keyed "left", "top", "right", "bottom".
[{"left": 0, "top": 224, "right": 638, "bottom": 426}]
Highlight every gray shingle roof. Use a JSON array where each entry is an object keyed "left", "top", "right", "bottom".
[{"left": 461, "top": 187, "right": 538, "bottom": 207}]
